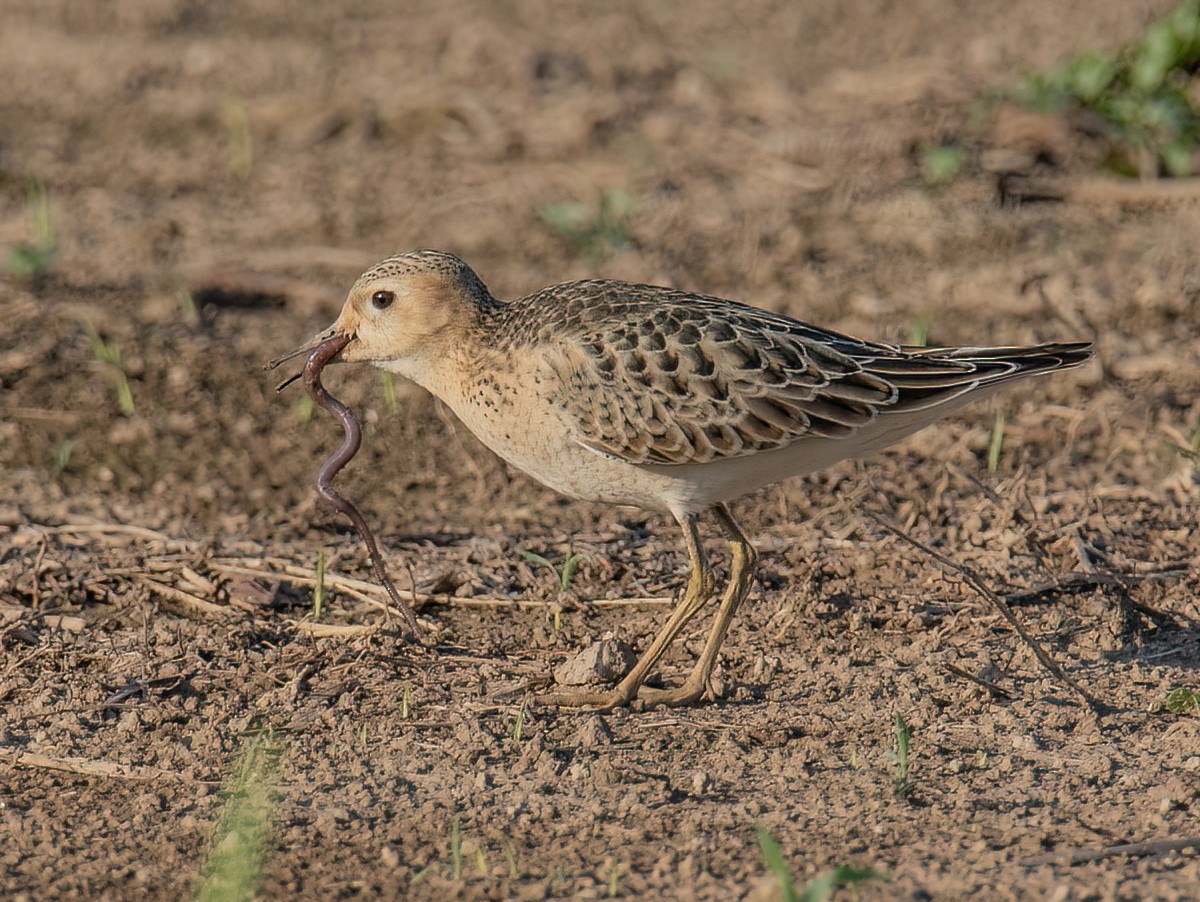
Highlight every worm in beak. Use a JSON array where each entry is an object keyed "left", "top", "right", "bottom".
[{"left": 270, "top": 330, "right": 419, "bottom": 635}]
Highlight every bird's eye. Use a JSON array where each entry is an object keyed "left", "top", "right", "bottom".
[{"left": 371, "top": 290, "right": 395, "bottom": 310}]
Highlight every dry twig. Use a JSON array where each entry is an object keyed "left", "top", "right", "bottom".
[
  {"left": 137, "top": 576, "right": 229, "bottom": 620},
  {"left": 288, "top": 620, "right": 380, "bottom": 638},
  {"left": 2, "top": 750, "right": 190, "bottom": 782},
  {"left": 943, "top": 662, "right": 1013, "bottom": 699},
  {"left": 209, "top": 559, "right": 670, "bottom": 610},
  {"left": 1023, "top": 836, "right": 1200, "bottom": 866},
  {"left": 869, "top": 514, "right": 1105, "bottom": 713}
]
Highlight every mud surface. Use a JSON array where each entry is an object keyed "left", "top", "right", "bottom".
[{"left": 2, "top": 2, "right": 1199, "bottom": 899}]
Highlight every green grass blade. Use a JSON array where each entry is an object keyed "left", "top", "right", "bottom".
[
  {"left": 756, "top": 826, "right": 797, "bottom": 902},
  {"left": 987, "top": 410, "right": 1006, "bottom": 472},
  {"left": 893, "top": 713, "right": 914, "bottom": 798},
  {"left": 312, "top": 548, "right": 326, "bottom": 619},
  {"left": 801, "top": 865, "right": 889, "bottom": 902},
  {"left": 560, "top": 552, "right": 584, "bottom": 590},
  {"left": 193, "top": 731, "right": 283, "bottom": 902}
]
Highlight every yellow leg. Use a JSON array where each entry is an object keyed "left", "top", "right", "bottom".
[
  {"left": 537, "top": 512, "right": 715, "bottom": 710},
  {"left": 639, "top": 503, "right": 757, "bottom": 707}
]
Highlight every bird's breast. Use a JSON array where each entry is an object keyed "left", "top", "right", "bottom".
[{"left": 428, "top": 367, "right": 687, "bottom": 512}]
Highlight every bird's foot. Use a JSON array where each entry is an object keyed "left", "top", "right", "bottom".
[
  {"left": 534, "top": 686, "right": 634, "bottom": 712},
  {"left": 635, "top": 680, "right": 707, "bottom": 708},
  {"left": 536, "top": 677, "right": 711, "bottom": 711}
]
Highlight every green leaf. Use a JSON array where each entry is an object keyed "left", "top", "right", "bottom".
[
  {"left": 520, "top": 550, "right": 553, "bottom": 569},
  {"left": 560, "top": 552, "right": 584, "bottom": 590},
  {"left": 801, "top": 865, "right": 888, "bottom": 902},
  {"left": 539, "top": 202, "right": 590, "bottom": 238},
  {"left": 756, "top": 827, "right": 797, "bottom": 902},
  {"left": 1064, "top": 53, "right": 1118, "bottom": 103},
  {"left": 1161, "top": 139, "right": 1194, "bottom": 177},
  {"left": 987, "top": 410, "right": 1006, "bottom": 472},
  {"left": 892, "top": 713, "right": 914, "bottom": 798},
  {"left": 922, "top": 145, "right": 966, "bottom": 186},
  {"left": 6, "top": 243, "right": 56, "bottom": 277},
  {"left": 1166, "top": 687, "right": 1200, "bottom": 715}
]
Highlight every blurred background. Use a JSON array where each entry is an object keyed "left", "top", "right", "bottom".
[
  {"left": 2, "top": 2, "right": 1199, "bottom": 899},
  {"left": 3, "top": 0, "right": 1197, "bottom": 534}
]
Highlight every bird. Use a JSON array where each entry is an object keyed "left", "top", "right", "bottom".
[{"left": 279, "top": 249, "right": 1093, "bottom": 709}]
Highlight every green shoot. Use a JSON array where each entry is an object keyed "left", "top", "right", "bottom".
[
  {"left": 5, "top": 178, "right": 56, "bottom": 278},
  {"left": 511, "top": 698, "right": 528, "bottom": 744},
  {"left": 800, "top": 865, "right": 888, "bottom": 902},
  {"left": 449, "top": 819, "right": 463, "bottom": 881},
  {"left": 193, "top": 730, "right": 283, "bottom": 902},
  {"left": 401, "top": 682, "right": 413, "bottom": 720},
  {"left": 52, "top": 438, "right": 78, "bottom": 475},
  {"left": 295, "top": 393, "right": 315, "bottom": 423},
  {"left": 756, "top": 827, "right": 797, "bottom": 902},
  {"left": 758, "top": 826, "right": 886, "bottom": 902},
  {"left": 82, "top": 322, "right": 136, "bottom": 416},
  {"left": 987, "top": 410, "right": 1006, "bottom": 472},
  {"left": 474, "top": 846, "right": 488, "bottom": 877},
  {"left": 1165, "top": 687, "right": 1200, "bottom": 715},
  {"left": 114, "top": 381, "right": 139, "bottom": 418},
  {"left": 379, "top": 371, "right": 400, "bottom": 414},
  {"left": 560, "top": 552, "right": 584, "bottom": 590},
  {"left": 605, "top": 858, "right": 624, "bottom": 897},
  {"left": 892, "top": 714, "right": 914, "bottom": 799},
  {"left": 222, "top": 98, "right": 253, "bottom": 180},
  {"left": 312, "top": 548, "right": 326, "bottom": 620},
  {"left": 1166, "top": 429, "right": 1200, "bottom": 465},
  {"left": 521, "top": 549, "right": 586, "bottom": 591},
  {"left": 357, "top": 722, "right": 369, "bottom": 749},
  {"left": 540, "top": 188, "right": 636, "bottom": 259},
  {"left": 176, "top": 286, "right": 199, "bottom": 323},
  {"left": 1012, "top": 1, "right": 1200, "bottom": 178},
  {"left": 922, "top": 144, "right": 966, "bottom": 186},
  {"left": 907, "top": 312, "right": 934, "bottom": 347}
]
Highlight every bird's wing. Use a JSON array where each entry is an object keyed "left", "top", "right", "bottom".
[{"left": 536, "top": 284, "right": 1091, "bottom": 466}]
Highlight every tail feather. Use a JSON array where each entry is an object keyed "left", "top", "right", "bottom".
[{"left": 866, "top": 340, "right": 1094, "bottom": 414}]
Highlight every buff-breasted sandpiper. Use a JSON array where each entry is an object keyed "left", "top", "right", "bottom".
[{"left": 279, "top": 250, "right": 1093, "bottom": 709}]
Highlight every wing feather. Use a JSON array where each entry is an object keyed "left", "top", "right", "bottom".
[{"left": 527, "top": 282, "right": 1092, "bottom": 466}]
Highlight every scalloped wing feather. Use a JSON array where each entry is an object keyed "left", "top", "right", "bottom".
[{"left": 525, "top": 283, "right": 1091, "bottom": 467}]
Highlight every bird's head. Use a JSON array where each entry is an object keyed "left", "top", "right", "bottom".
[{"left": 267, "top": 250, "right": 496, "bottom": 376}]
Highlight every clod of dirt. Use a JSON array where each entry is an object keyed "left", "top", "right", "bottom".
[
  {"left": 553, "top": 634, "right": 637, "bottom": 686},
  {"left": 571, "top": 715, "right": 614, "bottom": 749}
]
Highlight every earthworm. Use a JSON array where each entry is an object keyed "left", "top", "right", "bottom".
[{"left": 299, "top": 333, "right": 420, "bottom": 633}]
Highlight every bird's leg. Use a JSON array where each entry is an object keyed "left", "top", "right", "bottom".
[
  {"left": 536, "top": 513, "right": 715, "bottom": 710},
  {"left": 639, "top": 503, "right": 757, "bottom": 707}
]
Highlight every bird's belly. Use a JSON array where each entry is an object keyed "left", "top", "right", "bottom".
[
  {"left": 441, "top": 389, "right": 687, "bottom": 512},
  {"left": 434, "top": 374, "right": 981, "bottom": 516}
]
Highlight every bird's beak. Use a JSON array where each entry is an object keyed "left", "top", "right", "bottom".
[
  {"left": 264, "top": 325, "right": 347, "bottom": 372},
  {"left": 264, "top": 325, "right": 353, "bottom": 392}
]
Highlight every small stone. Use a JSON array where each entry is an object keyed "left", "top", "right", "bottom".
[{"left": 553, "top": 636, "right": 636, "bottom": 686}]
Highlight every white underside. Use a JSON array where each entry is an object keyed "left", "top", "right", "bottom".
[
  {"left": 637, "top": 394, "right": 983, "bottom": 514},
  {"left": 394, "top": 355, "right": 1000, "bottom": 519}
]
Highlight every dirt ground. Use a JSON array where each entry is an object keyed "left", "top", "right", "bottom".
[{"left": 2, "top": 1, "right": 1199, "bottom": 899}]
